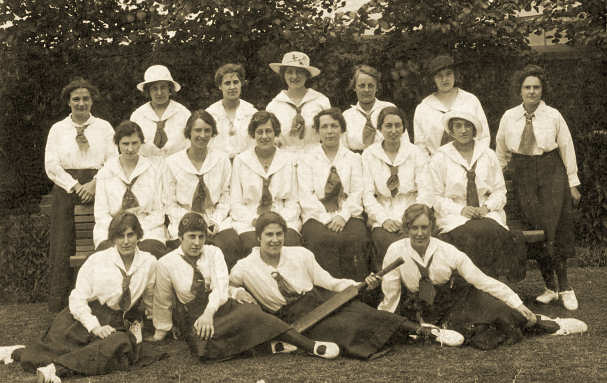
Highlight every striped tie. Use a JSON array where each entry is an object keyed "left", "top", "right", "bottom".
[
  {"left": 386, "top": 165, "right": 400, "bottom": 197},
  {"left": 75, "top": 123, "right": 90, "bottom": 150}
]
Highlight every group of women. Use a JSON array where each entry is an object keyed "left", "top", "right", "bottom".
[{"left": 0, "top": 51, "right": 588, "bottom": 382}]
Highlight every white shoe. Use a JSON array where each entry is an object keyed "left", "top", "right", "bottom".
[
  {"left": 0, "top": 345, "right": 25, "bottom": 364},
  {"left": 270, "top": 341, "right": 298, "bottom": 354},
  {"left": 552, "top": 318, "right": 588, "bottom": 335},
  {"left": 129, "top": 320, "right": 143, "bottom": 344},
  {"left": 559, "top": 290, "right": 579, "bottom": 311},
  {"left": 36, "top": 363, "right": 61, "bottom": 383},
  {"left": 312, "top": 341, "right": 340, "bottom": 359},
  {"left": 421, "top": 324, "right": 464, "bottom": 347},
  {"left": 536, "top": 289, "right": 559, "bottom": 304}
]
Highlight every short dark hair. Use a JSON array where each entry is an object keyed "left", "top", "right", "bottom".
[
  {"left": 401, "top": 203, "right": 436, "bottom": 233},
  {"left": 60, "top": 77, "right": 100, "bottom": 103},
  {"left": 108, "top": 212, "right": 144, "bottom": 242},
  {"left": 377, "top": 106, "right": 407, "bottom": 132},
  {"left": 313, "top": 107, "right": 346, "bottom": 133},
  {"left": 278, "top": 66, "right": 311, "bottom": 87},
  {"left": 512, "top": 64, "right": 549, "bottom": 101},
  {"left": 348, "top": 64, "right": 381, "bottom": 91},
  {"left": 184, "top": 109, "right": 218, "bottom": 139},
  {"left": 215, "top": 63, "right": 246, "bottom": 87},
  {"left": 114, "top": 120, "right": 145, "bottom": 147},
  {"left": 142, "top": 81, "right": 176, "bottom": 98},
  {"left": 255, "top": 211, "right": 288, "bottom": 238},
  {"left": 178, "top": 212, "right": 207, "bottom": 238},
  {"left": 248, "top": 110, "right": 281, "bottom": 139}
]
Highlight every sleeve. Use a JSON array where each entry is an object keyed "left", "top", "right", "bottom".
[
  {"left": 428, "top": 153, "right": 465, "bottom": 215},
  {"left": 413, "top": 148, "right": 432, "bottom": 207},
  {"left": 205, "top": 248, "right": 230, "bottom": 316},
  {"left": 336, "top": 154, "right": 364, "bottom": 222},
  {"left": 495, "top": 114, "right": 512, "bottom": 169},
  {"left": 297, "top": 156, "right": 331, "bottom": 225},
  {"left": 44, "top": 125, "right": 78, "bottom": 193},
  {"left": 163, "top": 163, "right": 189, "bottom": 239},
  {"left": 275, "top": 160, "right": 301, "bottom": 228},
  {"left": 306, "top": 250, "right": 357, "bottom": 292},
  {"left": 208, "top": 156, "right": 232, "bottom": 225},
  {"left": 413, "top": 105, "right": 431, "bottom": 156},
  {"left": 140, "top": 166, "right": 166, "bottom": 239},
  {"left": 473, "top": 97, "right": 491, "bottom": 146},
  {"left": 377, "top": 247, "right": 403, "bottom": 312},
  {"left": 141, "top": 259, "right": 157, "bottom": 316},
  {"left": 361, "top": 153, "right": 389, "bottom": 226},
  {"left": 555, "top": 112, "right": 580, "bottom": 187},
  {"left": 152, "top": 260, "right": 176, "bottom": 332},
  {"left": 102, "top": 122, "right": 118, "bottom": 164},
  {"left": 93, "top": 168, "right": 112, "bottom": 247},
  {"left": 68, "top": 258, "right": 102, "bottom": 332},
  {"left": 230, "top": 157, "right": 258, "bottom": 226},
  {"left": 483, "top": 152, "right": 507, "bottom": 211}
]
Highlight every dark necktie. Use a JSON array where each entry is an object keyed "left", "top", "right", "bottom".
[
  {"left": 357, "top": 109, "right": 376, "bottom": 146},
  {"left": 462, "top": 161, "right": 479, "bottom": 208},
  {"left": 320, "top": 166, "right": 343, "bottom": 213},
  {"left": 518, "top": 112, "right": 536, "bottom": 155},
  {"left": 75, "top": 123, "right": 90, "bottom": 150},
  {"left": 181, "top": 254, "right": 206, "bottom": 296},
  {"left": 286, "top": 102, "right": 306, "bottom": 139},
  {"left": 386, "top": 165, "right": 400, "bottom": 197},
  {"left": 117, "top": 267, "right": 132, "bottom": 312},
  {"left": 257, "top": 176, "right": 273, "bottom": 215},
  {"left": 191, "top": 174, "right": 214, "bottom": 214},
  {"left": 153, "top": 119, "right": 168, "bottom": 149},
  {"left": 121, "top": 176, "right": 140, "bottom": 210},
  {"left": 271, "top": 271, "right": 301, "bottom": 305},
  {"left": 411, "top": 253, "right": 436, "bottom": 306}
]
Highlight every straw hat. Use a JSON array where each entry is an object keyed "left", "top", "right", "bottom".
[
  {"left": 137, "top": 65, "right": 182, "bottom": 92},
  {"left": 442, "top": 110, "right": 481, "bottom": 136},
  {"left": 269, "top": 51, "right": 321, "bottom": 78}
]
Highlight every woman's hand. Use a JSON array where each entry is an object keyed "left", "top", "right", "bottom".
[
  {"left": 91, "top": 325, "right": 116, "bottom": 339},
  {"left": 234, "top": 289, "right": 257, "bottom": 304},
  {"left": 77, "top": 179, "right": 96, "bottom": 203},
  {"left": 327, "top": 216, "right": 346, "bottom": 232},
  {"left": 193, "top": 311, "right": 215, "bottom": 340},
  {"left": 476, "top": 206, "right": 489, "bottom": 217},
  {"left": 570, "top": 186, "right": 581, "bottom": 207},
  {"left": 382, "top": 219, "right": 401, "bottom": 233},
  {"left": 461, "top": 206, "right": 477, "bottom": 219},
  {"left": 516, "top": 303, "right": 537, "bottom": 327},
  {"left": 364, "top": 273, "right": 382, "bottom": 290}
]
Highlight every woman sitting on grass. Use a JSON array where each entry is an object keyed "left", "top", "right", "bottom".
[{"left": 0, "top": 212, "right": 159, "bottom": 382}]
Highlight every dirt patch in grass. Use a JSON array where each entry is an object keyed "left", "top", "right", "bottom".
[{"left": 1, "top": 267, "right": 605, "bottom": 383}]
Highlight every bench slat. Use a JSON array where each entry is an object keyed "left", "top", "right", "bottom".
[
  {"left": 74, "top": 205, "right": 94, "bottom": 215},
  {"left": 74, "top": 215, "right": 95, "bottom": 223}
]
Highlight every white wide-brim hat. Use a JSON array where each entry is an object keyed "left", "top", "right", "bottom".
[
  {"left": 442, "top": 110, "right": 482, "bottom": 137},
  {"left": 137, "top": 65, "right": 182, "bottom": 92},
  {"left": 269, "top": 51, "right": 321, "bottom": 78}
]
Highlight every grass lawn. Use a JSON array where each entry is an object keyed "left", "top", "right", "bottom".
[{"left": 1, "top": 267, "right": 606, "bottom": 383}]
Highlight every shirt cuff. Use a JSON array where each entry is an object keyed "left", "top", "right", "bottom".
[
  {"left": 81, "top": 315, "right": 102, "bottom": 333},
  {"left": 568, "top": 174, "right": 580, "bottom": 188}
]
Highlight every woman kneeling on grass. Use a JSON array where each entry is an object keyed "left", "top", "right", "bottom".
[
  {"left": 378, "top": 204, "right": 587, "bottom": 350},
  {"left": 0, "top": 212, "right": 160, "bottom": 382},
  {"left": 229, "top": 211, "right": 465, "bottom": 360},
  {"left": 148, "top": 212, "right": 340, "bottom": 360}
]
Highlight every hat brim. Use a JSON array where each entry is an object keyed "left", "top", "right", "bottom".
[
  {"left": 442, "top": 110, "right": 482, "bottom": 137},
  {"left": 136, "top": 79, "right": 182, "bottom": 93},
  {"left": 269, "top": 63, "right": 321, "bottom": 78}
]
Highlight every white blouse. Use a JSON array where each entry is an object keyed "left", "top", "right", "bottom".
[
  {"left": 362, "top": 141, "right": 431, "bottom": 228},
  {"left": 413, "top": 89, "right": 490, "bottom": 156},
  {"left": 44, "top": 114, "right": 117, "bottom": 192},
  {"left": 230, "top": 246, "right": 357, "bottom": 312},
  {"left": 153, "top": 245, "right": 229, "bottom": 332},
  {"left": 298, "top": 143, "right": 364, "bottom": 225},
  {"left": 164, "top": 149, "right": 232, "bottom": 239},
  {"left": 378, "top": 238, "right": 522, "bottom": 314},
  {"left": 130, "top": 100, "right": 191, "bottom": 164},
  {"left": 206, "top": 99, "right": 257, "bottom": 159},
  {"left": 428, "top": 142, "right": 507, "bottom": 233},
  {"left": 266, "top": 88, "right": 331, "bottom": 153},
  {"left": 94, "top": 156, "right": 166, "bottom": 246},
  {"left": 342, "top": 99, "right": 410, "bottom": 151},
  {"left": 69, "top": 247, "right": 157, "bottom": 332},
  {"left": 496, "top": 101, "right": 580, "bottom": 187},
  {"left": 230, "top": 147, "right": 301, "bottom": 234}
]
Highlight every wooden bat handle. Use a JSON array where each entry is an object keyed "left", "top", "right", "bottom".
[{"left": 375, "top": 258, "right": 405, "bottom": 278}]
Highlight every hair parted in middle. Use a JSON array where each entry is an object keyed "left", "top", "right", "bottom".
[
  {"left": 313, "top": 107, "right": 346, "bottom": 133},
  {"left": 248, "top": 110, "right": 281, "bottom": 138},
  {"left": 184, "top": 109, "right": 218, "bottom": 139}
]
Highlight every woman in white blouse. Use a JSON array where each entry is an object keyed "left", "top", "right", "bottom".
[
  {"left": 94, "top": 121, "right": 167, "bottom": 257},
  {"left": 266, "top": 51, "right": 331, "bottom": 153},
  {"left": 45, "top": 77, "right": 117, "bottom": 312},
  {"left": 362, "top": 106, "right": 431, "bottom": 272},
  {"left": 230, "top": 111, "right": 301, "bottom": 255},
  {"left": 496, "top": 65, "right": 582, "bottom": 310},
  {"left": 298, "top": 108, "right": 371, "bottom": 281},
  {"left": 130, "top": 65, "right": 191, "bottom": 166},
  {"left": 206, "top": 63, "right": 257, "bottom": 160},
  {"left": 413, "top": 55, "right": 489, "bottom": 156},
  {"left": 0, "top": 213, "right": 158, "bottom": 382},
  {"left": 230, "top": 211, "right": 463, "bottom": 359},
  {"left": 164, "top": 110, "right": 243, "bottom": 269},
  {"left": 379, "top": 204, "right": 586, "bottom": 350},
  {"left": 428, "top": 111, "right": 526, "bottom": 279},
  {"left": 149, "top": 212, "right": 339, "bottom": 360},
  {"left": 342, "top": 65, "right": 409, "bottom": 152}
]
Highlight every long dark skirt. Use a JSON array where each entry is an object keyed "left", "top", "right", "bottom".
[
  {"left": 97, "top": 239, "right": 168, "bottom": 259},
  {"left": 16, "top": 301, "right": 158, "bottom": 376},
  {"left": 48, "top": 169, "right": 97, "bottom": 312},
  {"left": 207, "top": 229, "right": 244, "bottom": 270},
  {"left": 173, "top": 295, "right": 290, "bottom": 360},
  {"left": 302, "top": 218, "right": 371, "bottom": 281},
  {"left": 240, "top": 229, "right": 301, "bottom": 257},
  {"left": 511, "top": 149, "right": 576, "bottom": 261},
  {"left": 439, "top": 218, "right": 528, "bottom": 282},
  {"left": 275, "top": 287, "right": 401, "bottom": 359},
  {"left": 370, "top": 227, "right": 407, "bottom": 272}
]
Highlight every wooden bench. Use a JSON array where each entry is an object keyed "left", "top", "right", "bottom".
[{"left": 504, "top": 179, "right": 545, "bottom": 243}]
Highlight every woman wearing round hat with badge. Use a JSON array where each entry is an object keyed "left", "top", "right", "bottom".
[
  {"left": 130, "top": 65, "right": 191, "bottom": 166},
  {"left": 427, "top": 110, "right": 527, "bottom": 280},
  {"left": 266, "top": 51, "right": 331, "bottom": 153},
  {"left": 413, "top": 55, "right": 490, "bottom": 156}
]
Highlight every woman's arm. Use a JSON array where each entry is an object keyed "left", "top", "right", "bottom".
[
  {"left": 92, "top": 169, "right": 113, "bottom": 247},
  {"left": 44, "top": 125, "right": 79, "bottom": 192},
  {"left": 152, "top": 261, "right": 176, "bottom": 333},
  {"left": 378, "top": 248, "right": 403, "bottom": 313},
  {"left": 68, "top": 258, "right": 102, "bottom": 332},
  {"left": 297, "top": 156, "right": 331, "bottom": 225},
  {"left": 229, "top": 156, "right": 258, "bottom": 226}
]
